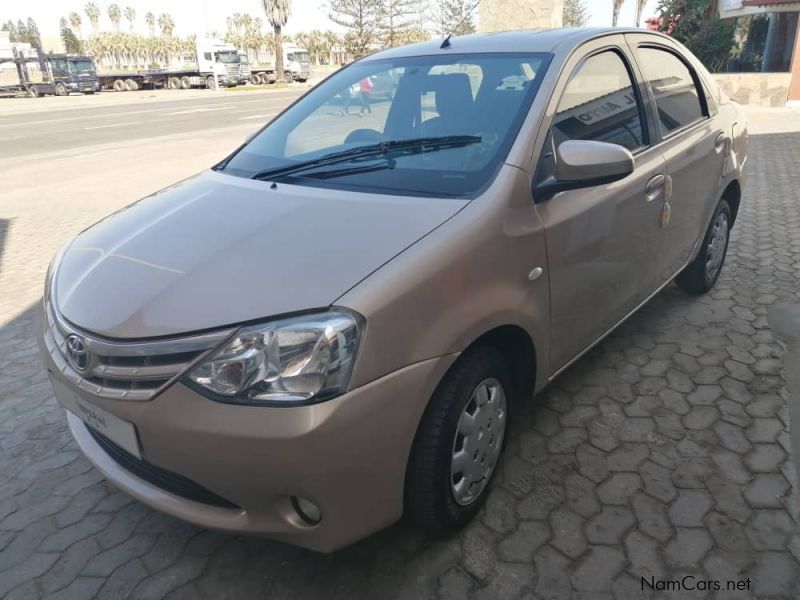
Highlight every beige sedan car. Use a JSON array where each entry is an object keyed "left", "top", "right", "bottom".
[{"left": 38, "top": 28, "right": 747, "bottom": 552}]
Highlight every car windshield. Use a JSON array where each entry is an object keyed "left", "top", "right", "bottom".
[
  {"left": 220, "top": 52, "right": 550, "bottom": 198},
  {"left": 292, "top": 51, "right": 310, "bottom": 62},
  {"left": 216, "top": 51, "right": 240, "bottom": 64},
  {"left": 69, "top": 60, "right": 94, "bottom": 73}
]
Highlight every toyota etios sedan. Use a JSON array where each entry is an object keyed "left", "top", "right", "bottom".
[{"left": 38, "top": 28, "right": 747, "bottom": 552}]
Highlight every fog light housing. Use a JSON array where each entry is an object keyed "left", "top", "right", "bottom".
[{"left": 291, "top": 496, "right": 321, "bottom": 525}]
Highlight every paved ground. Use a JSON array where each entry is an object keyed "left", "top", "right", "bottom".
[{"left": 1, "top": 99, "right": 800, "bottom": 599}]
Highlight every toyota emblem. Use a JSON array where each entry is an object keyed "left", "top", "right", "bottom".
[{"left": 65, "top": 335, "right": 91, "bottom": 372}]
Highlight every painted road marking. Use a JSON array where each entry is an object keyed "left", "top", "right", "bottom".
[{"left": 84, "top": 121, "right": 143, "bottom": 130}]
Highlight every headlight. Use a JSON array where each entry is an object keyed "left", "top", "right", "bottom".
[{"left": 185, "top": 310, "right": 362, "bottom": 405}]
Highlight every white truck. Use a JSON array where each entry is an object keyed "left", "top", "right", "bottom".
[
  {"left": 245, "top": 44, "right": 311, "bottom": 85},
  {"left": 98, "top": 39, "right": 242, "bottom": 91}
]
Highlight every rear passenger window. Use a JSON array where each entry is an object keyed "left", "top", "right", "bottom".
[
  {"left": 637, "top": 47, "right": 704, "bottom": 135},
  {"left": 553, "top": 50, "right": 644, "bottom": 152}
]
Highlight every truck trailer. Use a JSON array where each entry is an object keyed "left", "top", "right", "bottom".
[
  {"left": 97, "top": 40, "right": 242, "bottom": 91},
  {"left": 245, "top": 44, "right": 311, "bottom": 85}
]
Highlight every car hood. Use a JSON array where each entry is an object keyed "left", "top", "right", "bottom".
[{"left": 54, "top": 170, "right": 467, "bottom": 339}]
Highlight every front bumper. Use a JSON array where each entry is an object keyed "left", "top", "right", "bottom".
[{"left": 38, "top": 313, "right": 456, "bottom": 552}]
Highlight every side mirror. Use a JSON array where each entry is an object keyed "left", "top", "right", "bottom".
[{"left": 534, "top": 139, "right": 634, "bottom": 202}]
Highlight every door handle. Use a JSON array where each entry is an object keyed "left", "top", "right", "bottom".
[
  {"left": 715, "top": 132, "right": 730, "bottom": 153},
  {"left": 645, "top": 174, "right": 665, "bottom": 202}
]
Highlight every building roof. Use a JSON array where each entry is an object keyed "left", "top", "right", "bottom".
[{"left": 743, "top": 0, "right": 800, "bottom": 5}]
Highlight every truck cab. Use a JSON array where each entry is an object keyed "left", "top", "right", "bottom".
[
  {"left": 237, "top": 52, "right": 250, "bottom": 84},
  {"left": 48, "top": 54, "right": 100, "bottom": 95},
  {"left": 282, "top": 45, "right": 310, "bottom": 82},
  {"left": 196, "top": 41, "right": 241, "bottom": 87}
]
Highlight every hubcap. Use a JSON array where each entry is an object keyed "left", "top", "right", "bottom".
[
  {"left": 705, "top": 212, "right": 729, "bottom": 284},
  {"left": 450, "top": 378, "right": 507, "bottom": 506}
]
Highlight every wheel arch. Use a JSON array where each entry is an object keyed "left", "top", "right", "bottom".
[
  {"left": 721, "top": 179, "right": 741, "bottom": 226},
  {"left": 464, "top": 325, "right": 537, "bottom": 411}
]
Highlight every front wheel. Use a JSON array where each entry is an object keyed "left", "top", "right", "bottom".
[
  {"left": 55, "top": 82, "right": 68, "bottom": 96},
  {"left": 676, "top": 200, "right": 732, "bottom": 294},
  {"left": 405, "top": 347, "right": 510, "bottom": 534},
  {"left": 283, "top": 71, "right": 293, "bottom": 84}
]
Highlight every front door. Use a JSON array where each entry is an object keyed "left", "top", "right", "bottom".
[{"left": 534, "top": 45, "right": 668, "bottom": 371}]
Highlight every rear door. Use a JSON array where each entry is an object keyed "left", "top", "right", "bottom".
[
  {"left": 533, "top": 38, "right": 669, "bottom": 370},
  {"left": 626, "top": 35, "right": 729, "bottom": 282}
]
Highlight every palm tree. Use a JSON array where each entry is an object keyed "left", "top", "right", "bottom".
[
  {"left": 612, "top": 0, "right": 626, "bottom": 27},
  {"left": 108, "top": 4, "right": 122, "bottom": 32},
  {"left": 124, "top": 6, "right": 136, "bottom": 31},
  {"left": 69, "top": 12, "right": 82, "bottom": 38},
  {"left": 158, "top": 13, "right": 175, "bottom": 36},
  {"left": 633, "top": 0, "right": 648, "bottom": 27},
  {"left": 84, "top": 2, "right": 100, "bottom": 34},
  {"left": 145, "top": 12, "right": 155, "bottom": 36},
  {"left": 262, "top": 0, "right": 290, "bottom": 81}
]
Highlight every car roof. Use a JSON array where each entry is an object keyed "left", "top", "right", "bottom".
[{"left": 363, "top": 28, "right": 670, "bottom": 61}]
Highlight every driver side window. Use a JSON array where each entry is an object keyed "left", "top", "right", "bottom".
[{"left": 553, "top": 50, "right": 645, "bottom": 152}]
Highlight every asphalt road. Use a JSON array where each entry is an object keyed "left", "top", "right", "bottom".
[{"left": 0, "top": 88, "right": 307, "bottom": 160}]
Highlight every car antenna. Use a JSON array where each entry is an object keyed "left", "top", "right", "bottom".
[{"left": 440, "top": 34, "right": 452, "bottom": 49}]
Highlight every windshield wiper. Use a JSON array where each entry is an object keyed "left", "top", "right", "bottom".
[{"left": 250, "top": 135, "right": 481, "bottom": 181}]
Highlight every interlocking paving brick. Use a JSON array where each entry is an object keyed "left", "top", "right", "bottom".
[{"left": 1, "top": 130, "right": 799, "bottom": 599}]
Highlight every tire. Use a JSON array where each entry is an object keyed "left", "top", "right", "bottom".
[
  {"left": 180, "top": 76, "right": 191, "bottom": 89},
  {"left": 113, "top": 79, "right": 126, "bottom": 92},
  {"left": 283, "top": 71, "right": 293, "bottom": 84},
  {"left": 168, "top": 76, "right": 181, "bottom": 90},
  {"left": 27, "top": 86, "right": 39, "bottom": 98},
  {"left": 405, "top": 346, "right": 511, "bottom": 534},
  {"left": 124, "top": 78, "right": 138, "bottom": 91},
  {"left": 250, "top": 73, "right": 262, "bottom": 85},
  {"left": 206, "top": 75, "right": 217, "bottom": 90},
  {"left": 676, "top": 200, "right": 732, "bottom": 295},
  {"left": 54, "top": 82, "right": 67, "bottom": 96}
]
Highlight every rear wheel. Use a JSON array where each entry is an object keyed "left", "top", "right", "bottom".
[
  {"left": 168, "top": 76, "right": 181, "bottom": 90},
  {"left": 113, "top": 79, "right": 126, "bottom": 92},
  {"left": 676, "top": 200, "right": 732, "bottom": 294},
  {"left": 54, "top": 82, "right": 68, "bottom": 96},
  {"left": 405, "top": 347, "right": 510, "bottom": 534},
  {"left": 180, "top": 76, "right": 191, "bottom": 89},
  {"left": 124, "top": 78, "right": 138, "bottom": 91},
  {"left": 250, "top": 73, "right": 262, "bottom": 85}
]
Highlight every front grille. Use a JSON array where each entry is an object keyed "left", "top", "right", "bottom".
[
  {"left": 86, "top": 423, "right": 240, "bottom": 509},
  {"left": 224, "top": 64, "right": 239, "bottom": 81},
  {"left": 44, "top": 298, "right": 233, "bottom": 400}
]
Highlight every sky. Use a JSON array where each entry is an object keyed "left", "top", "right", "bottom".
[{"left": 5, "top": 0, "right": 661, "bottom": 40}]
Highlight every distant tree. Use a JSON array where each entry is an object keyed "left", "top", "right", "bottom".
[
  {"left": 158, "top": 13, "right": 175, "bottom": 36},
  {"left": 2, "top": 20, "right": 18, "bottom": 42},
  {"left": 562, "top": 0, "right": 589, "bottom": 27},
  {"left": 69, "top": 12, "right": 82, "bottom": 38},
  {"left": 612, "top": 0, "right": 626, "bottom": 27},
  {"left": 60, "top": 17, "right": 83, "bottom": 53},
  {"left": 328, "top": 0, "right": 381, "bottom": 57},
  {"left": 124, "top": 6, "right": 136, "bottom": 31},
  {"left": 145, "top": 12, "right": 155, "bottom": 36},
  {"left": 654, "top": 0, "right": 734, "bottom": 72},
  {"left": 634, "top": 0, "right": 648, "bottom": 26},
  {"left": 379, "top": 0, "right": 416, "bottom": 47},
  {"left": 108, "top": 4, "right": 122, "bottom": 31},
  {"left": 26, "top": 17, "right": 42, "bottom": 47},
  {"left": 84, "top": 2, "right": 101, "bottom": 34},
  {"left": 432, "top": 0, "right": 478, "bottom": 36},
  {"left": 262, "top": 0, "right": 291, "bottom": 79}
]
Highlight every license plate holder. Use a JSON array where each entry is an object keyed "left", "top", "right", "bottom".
[{"left": 50, "top": 376, "right": 142, "bottom": 459}]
